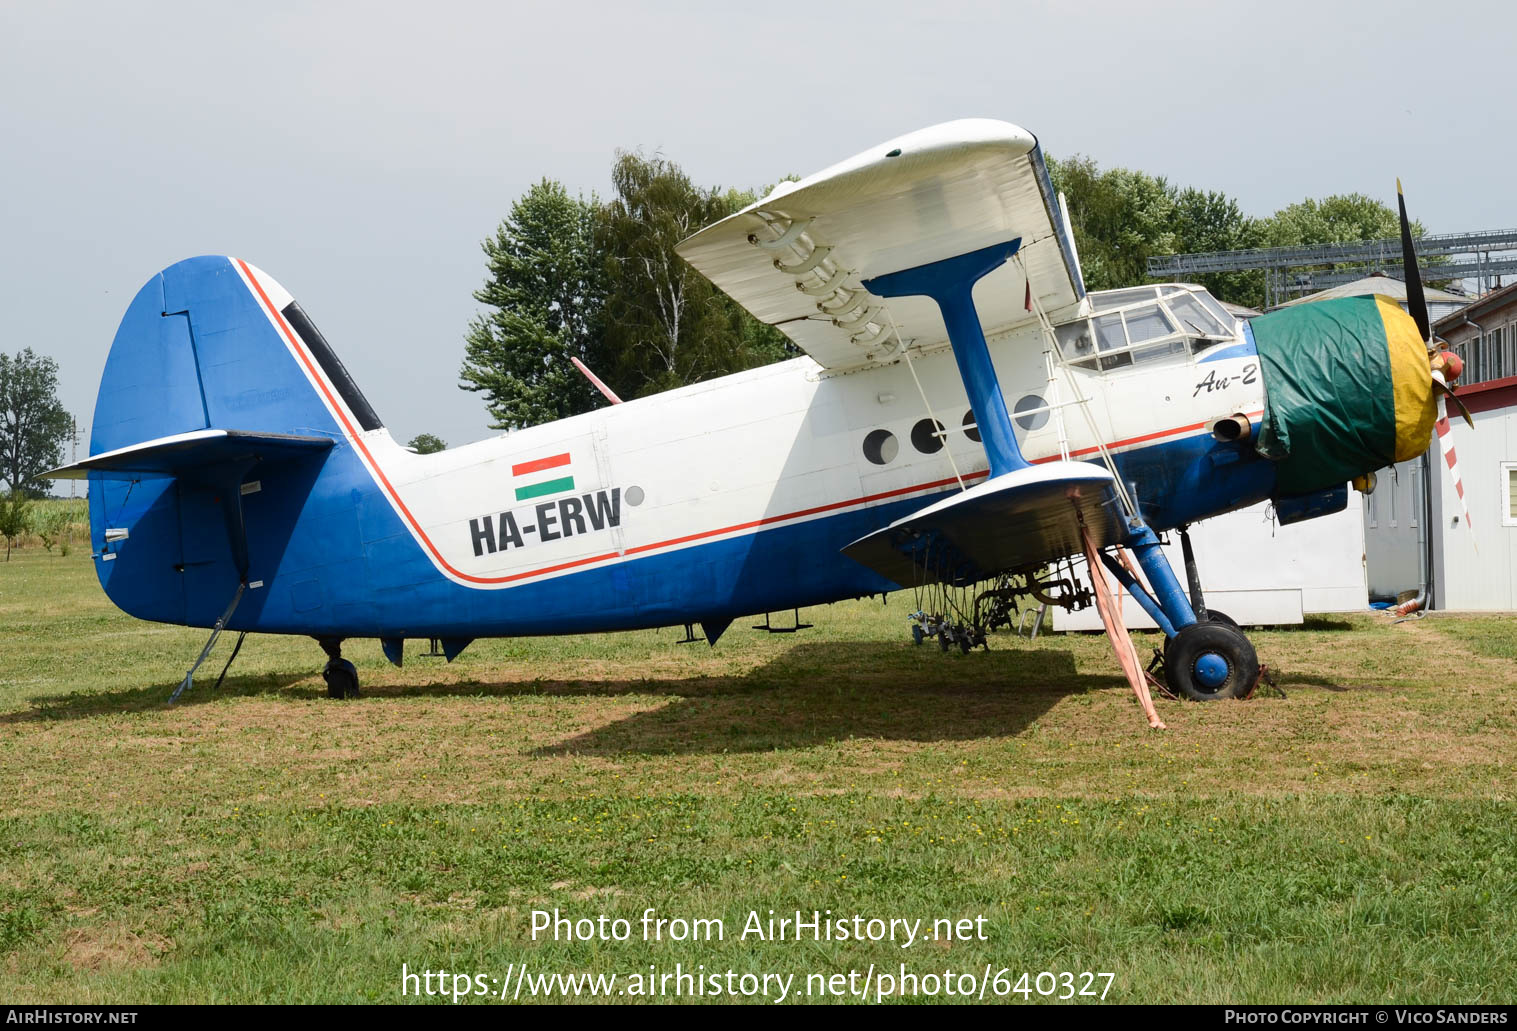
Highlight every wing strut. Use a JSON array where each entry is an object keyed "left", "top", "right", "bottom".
[{"left": 891, "top": 312, "right": 967, "bottom": 492}]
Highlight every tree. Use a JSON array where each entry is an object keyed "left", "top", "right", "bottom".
[
  {"left": 406, "top": 433, "right": 447, "bottom": 454},
  {"left": 0, "top": 349, "right": 72, "bottom": 496},
  {"left": 1043, "top": 155, "right": 1437, "bottom": 308},
  {"left": 1260, "top": 193, "right": 1432, "bottom": 297},
  {"left": 597, "top": 152, "right": 789, "bottom": 397},
  {"left": 459, "top": 179, "right": 606, "bottom": 430},
  {"left": 0, "top": 489, "right": 29, "bottom": 560},
  {"left": 1048, "top": 156, "right": 1271, "bottom": 307},
  {"left": 1262, "top": 193, "right": 1409, "bottom": 248},
  {"left": 1047, "top": 156, "right": 1178, "bottom": 292},
  {"left": 1171, "top": 187, "right": 1267, "bottom": 309}
]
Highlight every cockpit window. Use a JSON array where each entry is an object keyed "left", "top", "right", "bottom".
[
  {"left": 1124, "top": 304, "right": 1174, "bottom": 343},
  {"left": 1055, "top": 321, "right": 1095, "bottom": 357},
  {"left": 1053, "top": 284, "right": 1237, "bottom": 373},
  {"left": 1196, "top": 291, "right": 1238, "bottom": 331},
  {"left": 1094, "top": 312, "right": 1127, "bottom": 351},
  {"left": 1090, "top": 287, "right": 1159, "bottom": 311},
  {"left": 1166, "top": 292, "right": 1227, "bottom": 339},
  {"left": 1093, "top": 313, "right": 1129, "bottom": 370}
]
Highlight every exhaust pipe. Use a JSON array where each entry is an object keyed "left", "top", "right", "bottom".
[{"left": 1211, "top": 413, "right": 1253, "bottom": 443}]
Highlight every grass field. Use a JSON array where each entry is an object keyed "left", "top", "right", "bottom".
[{"left": 1, "top": 544, "right": 1514, "bottom": 1004}]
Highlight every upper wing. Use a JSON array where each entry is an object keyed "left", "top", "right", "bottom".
[{"left": 676, "top": 119, "right": 1086, "bottom": 373}]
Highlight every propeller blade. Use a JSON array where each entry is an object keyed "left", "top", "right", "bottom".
[
  {"left": 1397, "top": 179, "right": 1431, "bottom": 343},
  {"left": 1433, "top": 395, "right": 1475, "bottom": 540},
  {"left": 1438, "top": 383, "right": 1476, "bottom": 429},
  {"left": 1432, "top": 366, "right": 1475, "bottom": 429}
]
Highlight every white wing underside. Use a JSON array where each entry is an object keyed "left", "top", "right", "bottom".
[{"left": 676, "top": 119, "right": 1086, "bottom": 373}]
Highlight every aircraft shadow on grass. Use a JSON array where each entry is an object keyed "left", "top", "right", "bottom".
[
  {"left": 523, "top": 641, "right": 1089, "bottom": 756},
  {"left": 0, "top": 671, "right": 317, "bottom": 724},
  {"left": 1, "top": 641, "right": 1104, "bottom": 752}
]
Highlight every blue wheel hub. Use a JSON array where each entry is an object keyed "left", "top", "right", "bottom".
[{"left": 1193, "top": 652, "right": 1230, "bottom": 689}]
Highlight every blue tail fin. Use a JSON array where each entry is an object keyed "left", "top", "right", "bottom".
[{"left": 84, "top": 256, "right": 378, "bottom": 628}]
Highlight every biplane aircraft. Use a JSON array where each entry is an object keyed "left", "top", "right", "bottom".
[{"left": 50, "top": 119, "right": 1469, "bottom": 724}]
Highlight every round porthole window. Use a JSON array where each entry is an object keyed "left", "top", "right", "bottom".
[
  {"left": 1014, "top": 394, "right": 1049, "bottom": 431},
  {"left": 910, "top": 418, "right": 945, "bottom": 454},
  {"left": 962, "top": 410, "right": 980, "bottom": 443},
  {"left": 862, "top": 429, "right": 898, "bottom": 465}
]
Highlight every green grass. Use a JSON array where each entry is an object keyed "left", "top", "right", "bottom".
[{"left": 0, "top": 547, "right": 1514, "bottom": 1003}]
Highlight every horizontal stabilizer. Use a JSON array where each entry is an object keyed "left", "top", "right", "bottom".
[
  {"left": 842, "top": 462, "right": 1126, "bottom": 587},
  {"left": 46, "top": 429, "right": 335, "bottom": 480}
]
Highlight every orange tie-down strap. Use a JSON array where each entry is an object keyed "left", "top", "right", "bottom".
[{"left": 1078, "top": 510, "right": 1167, "bottom": 730}]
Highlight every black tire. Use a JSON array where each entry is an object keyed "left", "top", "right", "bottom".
[
  {"left": 958, "top": 635, "right": 971, "bottom": 655},
  {"left": 938, "top": 632, "right": 950, "bottom": 652},
  {"left": 1162, "top": 609, "right": 1239, "bottom": 660},
  {"left": 323, "top": 659, "right": 359, "bottom": 699},
  {"left": 1164, "top": 622, "right": 1258, "bottom": 701},
  {"left": 912, "top": 625, "right": 926, "bottom": 646}
]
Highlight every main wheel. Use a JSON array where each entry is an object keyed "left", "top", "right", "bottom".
[
  {"left": 1162, "top": 609, "right": 1239, "bottom": 659},
  {"left": 1164, "top": 622, "right": 1258, "bottom": 701}
]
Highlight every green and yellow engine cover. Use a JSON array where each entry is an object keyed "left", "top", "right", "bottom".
[{"left": 1253, "top": 295, "right": 1435, "bottom": 495}]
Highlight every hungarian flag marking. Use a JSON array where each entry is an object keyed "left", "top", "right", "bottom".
[{"left": 512, "top": 453, "right": 574, "bottom": 501}]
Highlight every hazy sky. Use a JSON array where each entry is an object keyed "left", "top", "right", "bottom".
[{"left": 3, "top": 0, "right": 1513, "bottom": 450}]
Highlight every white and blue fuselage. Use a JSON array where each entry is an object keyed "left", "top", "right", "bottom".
[{"left": 87, "top": 258, "right": 1276, "bottom": 644}]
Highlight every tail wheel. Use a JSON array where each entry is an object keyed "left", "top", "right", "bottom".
[
  {"left": 323, "top": 658, "right": 359, "bottom": 699},
  {"left": 1164, "top": 622, "right": 1258, "bottom": 701}
]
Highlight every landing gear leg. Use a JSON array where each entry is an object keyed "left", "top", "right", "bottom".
[
  {"left": 318, "top": 638, "right": 359, "bottom": 699},
  {"left": 1178, "top": 524, "right": 1208, "bottom": 623}
]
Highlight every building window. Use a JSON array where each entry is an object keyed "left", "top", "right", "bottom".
[{"left": 1504, "top": 463, "right": 1517, "bottom": 527}]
